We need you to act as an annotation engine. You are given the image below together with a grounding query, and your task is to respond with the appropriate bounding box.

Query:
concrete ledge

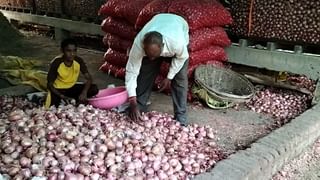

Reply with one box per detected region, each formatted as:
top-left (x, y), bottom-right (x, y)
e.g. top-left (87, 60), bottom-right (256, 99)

top-left (226, 45), bottom-right (320, 80)
top-left (194, 103), bottom-right (320, 180)
top-left (0, 10), bottom-right (104, 36)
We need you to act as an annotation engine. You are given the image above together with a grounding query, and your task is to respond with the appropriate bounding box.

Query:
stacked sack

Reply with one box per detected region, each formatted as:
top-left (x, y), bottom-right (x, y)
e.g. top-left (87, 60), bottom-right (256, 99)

top-left (99, 0), bottom-right (153, 78)
top-left (99, 0), bottom-right (233, 100)
top-left (136, 0), bottom-right (233, 97)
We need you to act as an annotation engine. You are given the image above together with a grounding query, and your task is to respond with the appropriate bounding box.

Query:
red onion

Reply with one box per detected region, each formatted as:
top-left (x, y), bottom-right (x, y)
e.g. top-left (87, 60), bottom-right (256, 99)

top-left (25, 147), bottom-right (39, 158)
top-left (247, 87), bottom-right (311, 123)
top-left (92, 165), bottom-right (100, 173)
top-left (4, 145), bottom-right (15, 154)
top-left (90, 173), bottom-right (100, 180)
top-left (109, 164), bottom-right (120, 174)
top-left (20, 157), bottom-right (31, 167)
top-left (93, 158), bottom-right (104, 167)
top-left (115, 155), bottom-right (122, 163)
top-left (10, 151), bottom-right (20, 159)
top-left (8, 111), bottom-right (22, 121)
top-left (69, 149), bottom-right (80, 157)
top-left (99, 166), bottom-right (107, 174)
top-left (123, 138), bottom-right (130, 145)
top-left (106, 139), bottom-right (116, 150)
top-left (58, 172), bottom-right (65, 180)
top-left (153, 160), bottom-right (161, 171)
top-left (80, 148), bottom-right (92, 156)
top-left (0, 98), bottom-right (224, 179)
top-left (32, 154), bottom-right (45, 164)
top-left (127, 162), bottom-right (136, 170)
top-left (74, 136), bottom-right (85, 147)
top-left (48, 174), bottom-right (58, 180)
top-left (124, 155), bottom-right (133, 163)
top-left (90, 129), bottom-right (99, 137)
top-left (97, 152), bottom-right (106, 159)
top-left (158, 171), bottom-right (168, 179)
top-left (107, 173), bottom-right (117, 180)
top-left (78, 164), bottom-right (92, 176)
top-left (133, 159), bottom-right (143, 169)
top-left (21, 138), bottom-right (33, 147)
top-left (97, 144), bottom-right (108, 153)
top-left (133, 151), bottom-right (142, 159)
top-left (21, 168), bottom-right (32, 178)
top-left (88, 142), bottom-right (96, 152)
top-left (97, 134), bottom-right (107, 141)
top-left (152, 144), bottom-right (165, 156)
top-left (50, 159), bottom-right (58, 167)
top-left (54, 150), bottom-right (65, 159)
top-left (67, 143), bottom-right (76, 151)
top-left (169, 159), bottom-right (179, 167)
top-left (84, 135), bottom-right (93, 143)
top-left (13, 174), bottom-right (24, 180)
top-left (65, 172), bottom-right (79, 180)
top-left (49, 167), bottom-right (60, 174)
top-left (105, 158), bottom-right (116, 167)
top-left (8, 167), bottom-right (20, 176)
top-left (47, 133), bottom-right (58, 141)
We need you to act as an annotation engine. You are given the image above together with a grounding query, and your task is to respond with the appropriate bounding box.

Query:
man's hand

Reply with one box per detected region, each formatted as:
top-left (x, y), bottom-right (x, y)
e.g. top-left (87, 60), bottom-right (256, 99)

top-left (60, 94), bottom-right (75, 105)
top-left (158, 78), bottom-right (171, 92)
top-left (79, 92), bottom-right (87, 103)
top-left (128, 97), bottom-right (142, 123)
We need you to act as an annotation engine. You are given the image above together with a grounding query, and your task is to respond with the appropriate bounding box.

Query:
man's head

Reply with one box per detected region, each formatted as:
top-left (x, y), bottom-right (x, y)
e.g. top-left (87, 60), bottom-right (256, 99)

top-left (143, 31), bottom-right (164, 61)
top-left (61, 38), bottom-right (77, 61)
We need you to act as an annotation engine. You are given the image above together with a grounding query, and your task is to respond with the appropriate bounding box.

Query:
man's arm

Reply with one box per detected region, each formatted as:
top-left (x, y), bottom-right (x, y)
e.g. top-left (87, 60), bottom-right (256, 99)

top-left (81, 72), bottom-right (92, 94)
top-left (125, 40), bottom-right (145, 122)
top-left (77, 57), bottom-right (93, 101)
top-left (125, 41), bottom-right (144, 98)
top-left (167, 43), bottom-right (189, 80)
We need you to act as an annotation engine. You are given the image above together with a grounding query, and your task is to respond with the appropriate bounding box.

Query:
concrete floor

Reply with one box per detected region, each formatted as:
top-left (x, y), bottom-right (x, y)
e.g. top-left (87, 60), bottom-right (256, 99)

top-left (0, 32), bottom-right (276, 156)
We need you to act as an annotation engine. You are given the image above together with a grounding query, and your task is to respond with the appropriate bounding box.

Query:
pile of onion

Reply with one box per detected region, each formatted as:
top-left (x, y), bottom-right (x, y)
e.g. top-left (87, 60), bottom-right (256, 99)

top-left (287, 75), bottom-right (316, 93)
top-left (0, 96), bottom-right (224, 179)
top-left (247, 87), bottom-right (311, 125)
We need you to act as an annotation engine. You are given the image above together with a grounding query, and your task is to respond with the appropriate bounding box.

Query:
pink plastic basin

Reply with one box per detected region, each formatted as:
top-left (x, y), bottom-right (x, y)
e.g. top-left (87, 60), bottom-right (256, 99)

top-left (88, 86), bottom-right (128, 109)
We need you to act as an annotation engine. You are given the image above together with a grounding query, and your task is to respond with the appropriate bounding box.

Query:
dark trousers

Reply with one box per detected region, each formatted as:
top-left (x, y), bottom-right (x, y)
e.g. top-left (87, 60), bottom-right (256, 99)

top-left (136, 57), bottom-right (188, 125)
top-left (50, 84), bottom-right (99, 107)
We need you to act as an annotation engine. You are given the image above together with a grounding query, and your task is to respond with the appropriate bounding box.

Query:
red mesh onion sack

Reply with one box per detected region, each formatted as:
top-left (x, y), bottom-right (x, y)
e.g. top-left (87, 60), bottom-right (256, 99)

top-left (135, 0), bottom-right (172, 30)
top-left (121, 0), bottom-right (153, 25)
top-left (99, 62), bottom-right (126, 79)
top-left (99, 0), bottom-right (152, 24)
top-left (159, 57), bottom-right (226, 78)
top-left (104, 48), bottom-right (128, 68)
top-left (103, 33), bottom-right (133, 53)
top-left (99, 0), bottom-right (130, 18)
top-left (168, 0), bottom-right (233, 30)
top-left (189, 46), bottom-right (227, 66)
top-left (159, 62), bottom-right (170, 77)
top-left (189, 27), bottom-right (231, 52)
top-left (101, 17), bottom-right (137, 40)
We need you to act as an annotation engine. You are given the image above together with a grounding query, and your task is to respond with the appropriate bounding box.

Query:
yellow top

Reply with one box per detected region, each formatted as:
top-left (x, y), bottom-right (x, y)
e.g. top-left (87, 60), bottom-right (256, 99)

top-left (53, 60), bottom-right (80, 89)
top-left (45, 56), bottom-right (88, 108)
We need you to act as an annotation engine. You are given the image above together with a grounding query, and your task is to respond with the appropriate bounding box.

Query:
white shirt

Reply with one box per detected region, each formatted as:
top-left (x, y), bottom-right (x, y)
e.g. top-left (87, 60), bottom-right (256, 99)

top-left (125, 13), bottom-right (189, 97)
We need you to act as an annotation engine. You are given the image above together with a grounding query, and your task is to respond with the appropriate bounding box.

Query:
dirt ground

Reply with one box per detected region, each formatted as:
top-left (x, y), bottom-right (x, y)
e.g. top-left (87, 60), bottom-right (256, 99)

top-left (0, 30), bottom-right (276, 156)
top-left (273, 138), bottom-right (320, 180)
